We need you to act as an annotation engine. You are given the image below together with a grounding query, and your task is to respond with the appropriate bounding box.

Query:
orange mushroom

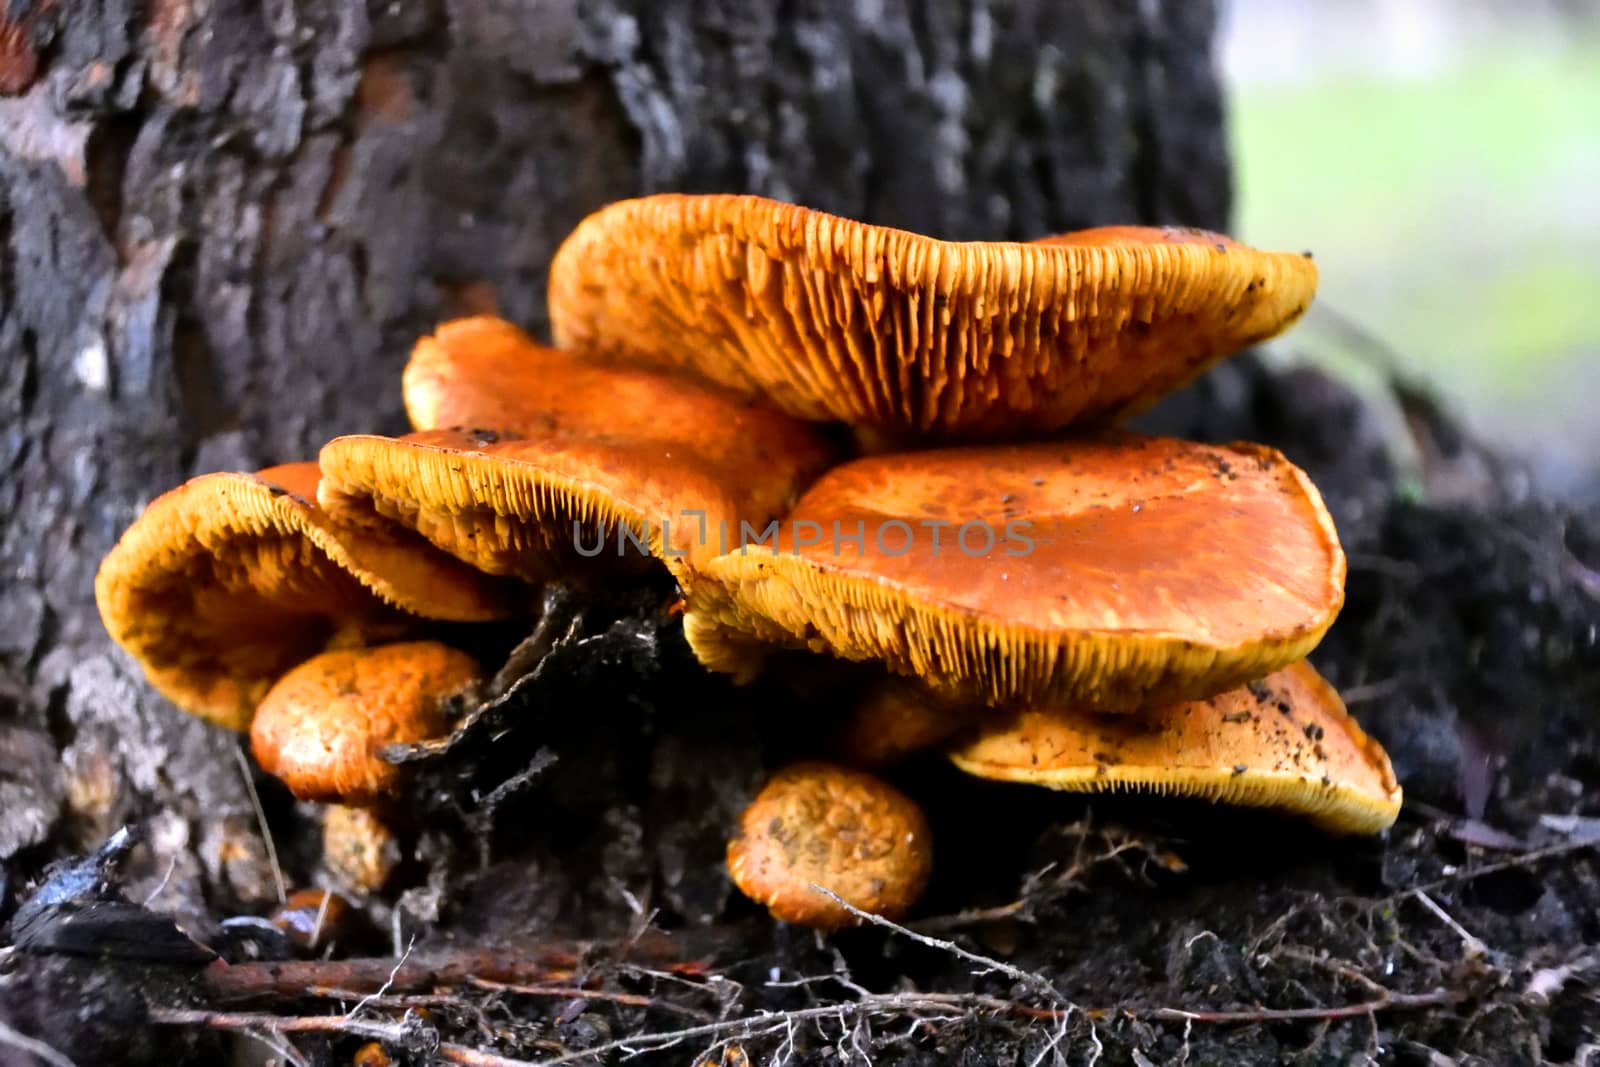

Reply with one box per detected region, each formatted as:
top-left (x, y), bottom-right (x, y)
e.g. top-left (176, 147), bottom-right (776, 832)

top-left (547, 194), bottom-right (1318, 437)
top-left (947, 661), bottom-right (1402, 834)
top-left (685, 433), bottom-right (1345, 712)
top-left (95, 462), bottom-right (515, 730)
top-left (404, 315), bottom-right (823, 449)
top-left (319, 319), bottom-right (837, 588)
top-left (270, 888), bottom-right (355, 951)
top-left (249, 640), bottom-right (481, 894)
top-left (250, 641), bottom-right (479, 805)
top-left (727, 762), bottom-right (932, 928)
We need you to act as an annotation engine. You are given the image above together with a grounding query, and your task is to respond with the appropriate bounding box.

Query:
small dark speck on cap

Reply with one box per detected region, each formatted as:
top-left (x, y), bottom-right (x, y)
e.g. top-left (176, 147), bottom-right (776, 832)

top-left (1231, 764), bottom-right (1247, 776)
top-left (1214, 243), bottom-right (1226, 253)
top-left (1301, 250), bottom-right (1314, 259)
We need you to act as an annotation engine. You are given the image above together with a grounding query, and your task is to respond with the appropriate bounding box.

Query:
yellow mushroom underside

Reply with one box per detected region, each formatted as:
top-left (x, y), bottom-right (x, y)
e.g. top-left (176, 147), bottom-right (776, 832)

top-left (95, 465), bottom-right (498, 729)
top-left (685, 434), bottom-right (1346, 712)
top-left (318, 430), bottom-right (762, 586)
top-left (547, 194), bottom-right (1319, 437)
top-left (327, 320), bottom-right (837, 589)
top-left (948, 661), bottom-right (1402, 834)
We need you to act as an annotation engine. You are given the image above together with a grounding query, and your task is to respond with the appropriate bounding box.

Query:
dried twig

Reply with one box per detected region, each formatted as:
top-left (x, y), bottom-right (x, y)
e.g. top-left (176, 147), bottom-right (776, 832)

top-left (912, 826), bottom-right (1158, 933)
top-left (468, 977), bottom-right (714, 1021)
top-left (526, 978), bottom-right (1470, 1067)
top-left (1410, 889), bottom-right (1488, 958)
top-left (345, 937), bottom-right (416, 1021)
top-left (526, 991), bottom-right (1050, 1066)
top-left (0, 1019), bottom-right (79, 1067)
top-left (199, 930), bottom-right (732, 1003)
top-left (1404, 838), bottom-right (1598, 898)
top-left (147, 1009), bottom-right (529, 1066)
top-left (808, 883), bottom-right (1067, 1005)
top-left (1523, 950), bottom-right (1600, 1003)
top-left (1125, 987), bottom-right (1466, 1024)
top-left (233, 744), bottom-right (287, 906)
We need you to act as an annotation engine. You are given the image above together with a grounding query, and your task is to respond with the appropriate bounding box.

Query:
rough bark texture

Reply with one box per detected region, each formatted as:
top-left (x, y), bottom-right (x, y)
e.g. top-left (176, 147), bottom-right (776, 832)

top-left (0, 0), bottom-right (1229, 874)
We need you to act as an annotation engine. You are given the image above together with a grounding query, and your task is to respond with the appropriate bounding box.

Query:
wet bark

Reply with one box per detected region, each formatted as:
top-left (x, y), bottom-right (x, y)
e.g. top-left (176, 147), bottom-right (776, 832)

top-left (0, 0), bottom-right (1228, 910)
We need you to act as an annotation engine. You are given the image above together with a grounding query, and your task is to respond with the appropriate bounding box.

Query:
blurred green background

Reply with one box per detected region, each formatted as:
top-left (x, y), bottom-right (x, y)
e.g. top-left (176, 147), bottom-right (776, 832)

top-left (1221, 0), bottom-right (1599, 496)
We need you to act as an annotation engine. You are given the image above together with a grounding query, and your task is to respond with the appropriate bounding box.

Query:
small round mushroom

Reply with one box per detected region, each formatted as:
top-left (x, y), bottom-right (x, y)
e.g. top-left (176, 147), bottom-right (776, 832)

top-left (686, 433), bottom-right (1346, 712)
top-left (727, 762), bottom-right (932, 929)
top-left (270, 887), bottom-right (354, 952)
top-left (352, 1040), bottom-right (395, 1067)
top-left (547, 194), bottom-right (1318, 438)
top-left (95, 461), bottom-right (515, 729)
top-left (947, 661), bottom-right (1402, 834)
top-left (250, 641), bottom-right (480, 805)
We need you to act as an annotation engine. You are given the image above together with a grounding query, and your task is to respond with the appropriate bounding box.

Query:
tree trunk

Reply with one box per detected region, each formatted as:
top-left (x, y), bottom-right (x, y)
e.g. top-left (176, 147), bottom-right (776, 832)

top-left (0, 0), bottom-right (1227, 915)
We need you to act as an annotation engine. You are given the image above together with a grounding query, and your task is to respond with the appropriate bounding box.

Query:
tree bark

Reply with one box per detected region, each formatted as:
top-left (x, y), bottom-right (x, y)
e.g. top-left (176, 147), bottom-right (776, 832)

top-left (0, 0), bottom-right (1229, 904)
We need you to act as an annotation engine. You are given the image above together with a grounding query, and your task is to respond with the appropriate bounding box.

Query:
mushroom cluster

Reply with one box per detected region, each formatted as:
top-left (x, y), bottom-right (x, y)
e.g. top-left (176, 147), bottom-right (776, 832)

top-left (96, 193), bottom-right (1400, 927)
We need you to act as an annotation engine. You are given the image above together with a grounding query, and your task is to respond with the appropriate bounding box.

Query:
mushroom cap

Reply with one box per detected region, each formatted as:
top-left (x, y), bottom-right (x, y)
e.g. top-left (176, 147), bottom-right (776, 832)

top-left (547, 194), bottom-right (1318, 437)
top-left (250, 641), bottom-right (479, 804)
top-left (948, 661), bottom-right (1402, 835)
top-left (406, 315), bottom-right (817, 448)
top-left (319, 400), bottom-right (834, 587)
top-left (325, 316), bottom-right (835, 587)
top-left (257, 462), bottom-right (521, 620)
top-left (727, 762), bottom-right (932, 929)
top-left (685, 433), bottom-right (1345, 711)
top-left (94, 462), bottom-right (513, 730)
top-left (270, 888), bottom-right (354, 951)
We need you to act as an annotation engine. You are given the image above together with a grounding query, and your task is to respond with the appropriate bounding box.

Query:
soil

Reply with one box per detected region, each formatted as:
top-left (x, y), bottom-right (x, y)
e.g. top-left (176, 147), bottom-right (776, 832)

top-left (1, 354), bottom-right (1596, 1067)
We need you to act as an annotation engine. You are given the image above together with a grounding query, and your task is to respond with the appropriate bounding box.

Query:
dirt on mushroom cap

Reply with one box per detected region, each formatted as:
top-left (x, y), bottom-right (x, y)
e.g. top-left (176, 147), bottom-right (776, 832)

top-left (685, 432), bottom-right (1346, 712)
top-left (727, 762), bottom-right (933, 929)
top-left (948, 660), bottom-right (1402, 834)
top-left (547, 194), bottom-right (1318, 437)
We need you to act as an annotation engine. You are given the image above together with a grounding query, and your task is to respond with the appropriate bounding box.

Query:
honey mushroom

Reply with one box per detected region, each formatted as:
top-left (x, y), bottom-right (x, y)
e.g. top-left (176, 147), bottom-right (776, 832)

top-left (548, 194), bottom-right (1318, 438)
top-left (685, 432), bottom-right (1346, 712)
top-left (91, 193), bottom-right (1403, 935)
top-left (95, 461), bottom-right (517, 730)
top-left (269, 887), bottom-right (355, 953)
top-left (945, 660), bottom-right (1402, 835)
top-left (249, 641), bottom-right (483, 893)
top-left (736, 660), bottom-right (1400, 925)
top-left (317, 316), bottom-right (837, 590)
top-left (727, 763), bottom-right (933, 929)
